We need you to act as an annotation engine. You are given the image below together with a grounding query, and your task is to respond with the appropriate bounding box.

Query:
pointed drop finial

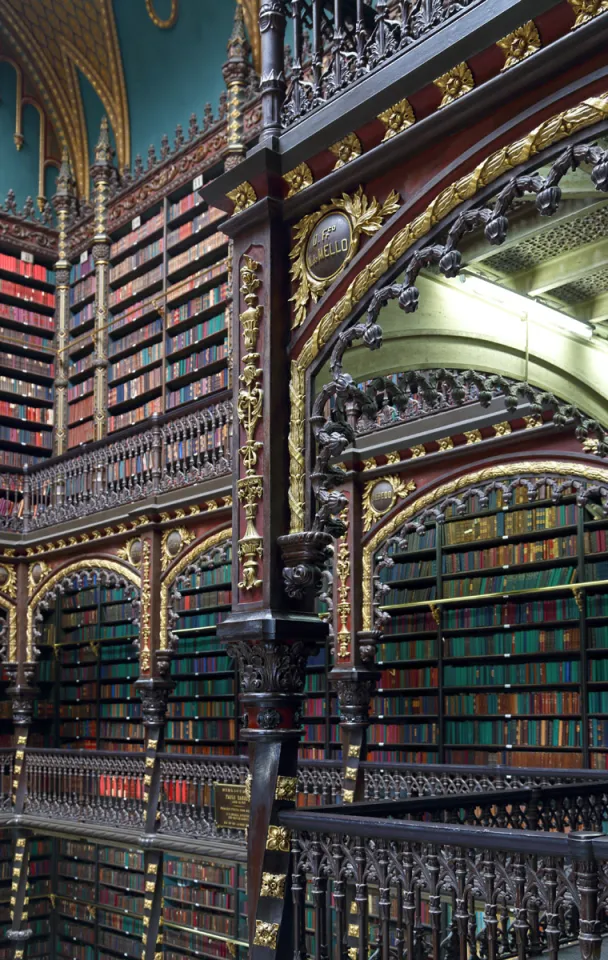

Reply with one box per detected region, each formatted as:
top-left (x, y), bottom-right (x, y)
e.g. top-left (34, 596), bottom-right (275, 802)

top-left (95, 115), bottom-right (112, 165)
top-left (227, 0), bottom-right (248, 58)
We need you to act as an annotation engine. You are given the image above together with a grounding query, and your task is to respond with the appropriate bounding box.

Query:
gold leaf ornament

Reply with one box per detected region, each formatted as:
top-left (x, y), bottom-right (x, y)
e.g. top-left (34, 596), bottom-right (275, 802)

top-left (434, 62), bottom-right (475, 108)
top-left (497, 22), bottom-right (541, 70)
top-left (227, 181), bottom-right (257, 215)
top-left (568, 0), bottom-right (608, 27)
top-left (378, 98), bottom-right (415, 140)
top-left (284, 162), bottom-right (314, 198)
top-left (329, 132), bottom-right (362, 168)
top-left (290, 186), bottom-right (401, 329)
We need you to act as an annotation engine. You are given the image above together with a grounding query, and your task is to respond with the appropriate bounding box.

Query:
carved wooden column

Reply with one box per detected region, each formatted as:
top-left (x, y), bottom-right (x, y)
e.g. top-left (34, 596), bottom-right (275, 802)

top-left (90, 117), bottom-right (113, 441)
top-left (259, 1), bottom-right (287, 142)
top-left (8, 561), bottom-right (35, 807)
top-left (216, 204), bottom-right (327, 958)
top-left (141, 851), bottom-right (164, 960)
top-left (135, 526), bottom-right (172, 832)
top-left (6, 831), bottom-right (32, 960)
top-left (329, 474), bottom-right (380, 803)
top-left (52, 151), bottom-right (76, 456)
top-left (222, 1), bottom-right (250, 170)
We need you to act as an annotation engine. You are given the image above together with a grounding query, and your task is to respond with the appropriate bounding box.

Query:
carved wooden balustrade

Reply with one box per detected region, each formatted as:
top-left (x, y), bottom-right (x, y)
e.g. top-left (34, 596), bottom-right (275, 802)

top-left (22, 748), bottom-right (147, 828)
top-left (280, 798), bottom-right (608, 960)
top-left (19, 401), bottom-right (232, 531)
top-left (158, 752), bottom-right (248, 841)
top-left (280, 0), bottom-right (481, 129)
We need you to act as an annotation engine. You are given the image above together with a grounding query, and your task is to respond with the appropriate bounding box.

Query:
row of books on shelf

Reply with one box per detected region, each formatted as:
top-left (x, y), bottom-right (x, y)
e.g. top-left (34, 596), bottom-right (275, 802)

top-left (166, 284), bottom-right (228, 332)
top-left (0, 301), bottom-right (53, 331)
top-left (170, 656), bottom-right (232, 677)
top-left (167, 367), bottom-right (228, 408)
top-left (59, 721), bottom-right (143, 739)
top-left (58, 623), bottom-right (137, 642)
top-left (166, 258), bottom-right (228, 304)
top-left (167, 702), bottom-right (234, 718)
top-left (109, 316), bottom-right (163, 357)
top-left (178, 591), bottom-right (230, 611)
top-left (167, 205), bottom-right (224, 247)
top-left (442, 534), bottom-right (578, 571)
top-left (0, 402), bottom-right (53, 425)
top-left (444, 690), bottom-right (581, 714)
top-left (165, 720), bottom-right (235, 740)
top-left (385, 597), bottom-right (583, 634)
top-left (444, 718), bottom-right (582, 746)
top-left (444, 503), bottom-right (578, 544)
top-left (369, 722), bottom-right (437, 744)
top-left (172, 679), bottom-right (233, 697)
top-left (373, 694), bottom-right (437, 715)
top-left (108, 366), bottom-right (162, 405)
top-left (109, 238), bottom-right (163, 284)
top-left (442, 660), bottom-right (579, 685)
top-left (445, 626), bottom-right (581, 657)
top-left (0, 277), bottom-right (54, 308)
top-left (109, 265), bottom-right (163, 307)
top-left (0, 350), bottom-right (53, 378)
top-left (386, 566), bottom-right (578, 605)
top-left (0, 375), bottom-right (52, 402)
top-left (163, 883), bottom-right (233, 910)
top-left (167, 231), bottom-right (226, 275)
top-left (109, 342), bottom-right (163, 381)
top-left (167, 341), bottom-right (227, 381)
top-left (70, 301), bottom-right (96, 332)
top-left (0, 252), bottom-right (53, 285)
top-left (70, 255), bottom-right (94, 284)
top-left (69, 422), bottom-right (94, 445)
top-left (70, 275), bottom-right (95, 306)
top-left (0, 423), bottom-right (52, 448)
top-left (109, 397), bottom-right (162, 432)
top-left (111, 213), bottom-right (164, 260)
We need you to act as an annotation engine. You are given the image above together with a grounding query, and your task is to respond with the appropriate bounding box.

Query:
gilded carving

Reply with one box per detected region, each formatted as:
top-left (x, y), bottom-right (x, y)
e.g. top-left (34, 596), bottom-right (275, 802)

top-left (434, 62), bottom-right (475, 107)
top-left (260, 873), bottom-right (286, 899)
top-left (497, 21), bottom-right (541, 70)
top-left (146, 0), bottom-right (179, 28)
top-left (362, 460), bottom-right (608, 629)
top-left (140, 539), bottom-right (152, 674)
top-left (227, 181), bottom-right (257, 214)
top-left (524, 415), bottom-right (542, 429)
top-left (286, 90), bottom-right (608, 533)
top-left (348, 743), bottom-right (360, 758)
top-left (464, 429), bottom-right (483, 444)
top-left (266, 825), bottom-right (290, 852)
top-left (410, 445), bottom-right (426, 458)
top-left (0, 565), bottom-right (16, 601)
top-left (117, 539), bottom-right (142, 567)
top-left (568, 0), bottom-right (608, 28)
top-left (253, 921), bottom-right (279, 949)
top-left (362, 476), bottom-right (416, 532)
top-left (329, 133), bottom-right (362, 168)
top-left (275, 776), bottom-right (298, 801)
top-left (290, 186), bottom-right (400, 329)
top-left (344, 766), bottom-right (357, 780)
top-left (493, 421), bottom-right (512, 436)
top-left (583, 438), bottom-right (600, 453)
top-left (28, 561), bottom-right (51, 596)
top-left (284, 162), bottom-right (314, 198)
top-left (362, 458), bottom-right (377, 471)
top-left (343, 788), bottom-right (355, 803)
top-left (161, 527), bottom-right (196, 572)
top-left (378, 98), bottom-right (415, 140)
top-left (237, 257), bottom-right (264, 591)
top-left (336, 507), bottom-right (351, 660)
top-left (437, 436), bottom-right (454, 452)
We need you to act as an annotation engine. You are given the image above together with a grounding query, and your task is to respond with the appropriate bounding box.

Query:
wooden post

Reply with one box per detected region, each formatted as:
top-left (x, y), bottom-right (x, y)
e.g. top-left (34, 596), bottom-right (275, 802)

top-left (259, 2), bottom-right (287, 142)
top-left (52, 151), bottom-right (76, 456)
top-left (90, 117), bottom-right (113, 442)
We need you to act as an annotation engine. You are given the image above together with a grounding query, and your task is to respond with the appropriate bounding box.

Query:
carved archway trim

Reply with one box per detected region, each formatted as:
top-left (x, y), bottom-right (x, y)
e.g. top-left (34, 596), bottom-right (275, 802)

top-left (160, 526), bottom-right (231, 653)
top-left (288, 88), bottom-right (608, 534)
top-left (0, 593), bottom-right (17, 664)
top-left (361, 458), bottom-right (608, 630)
top-left (27, 557), bottom-right (141, 663)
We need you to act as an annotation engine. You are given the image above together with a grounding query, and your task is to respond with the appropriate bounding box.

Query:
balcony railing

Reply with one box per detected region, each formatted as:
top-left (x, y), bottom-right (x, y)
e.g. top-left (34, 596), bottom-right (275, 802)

top-left (281, 787), bottom-right (608, 960)
top-left (278, 0), bottom-right (481, 130)
top-left (10, 401), bottom-right (233, 532)
top-left (158, 752), bottom-right (248, 841)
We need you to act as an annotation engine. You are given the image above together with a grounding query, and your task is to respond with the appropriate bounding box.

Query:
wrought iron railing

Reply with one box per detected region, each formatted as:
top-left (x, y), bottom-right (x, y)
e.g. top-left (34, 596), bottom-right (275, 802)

top-left (22, 748), bottom-right (147, 827)
top-left (281, 796), bottom-right (608, 960)
top-left (158, 752), bottom-right (248, 841)
top-left (0, 749), bottom-right (12, 809)
top-left (279, 0), bottom-right (481, 130)
top-left (20, 401), bottom-right (232, 531)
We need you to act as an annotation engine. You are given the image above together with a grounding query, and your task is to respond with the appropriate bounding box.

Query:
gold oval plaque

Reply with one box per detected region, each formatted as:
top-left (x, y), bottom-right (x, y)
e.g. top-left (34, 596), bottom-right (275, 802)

top-left (369, 480), bottom-right (396, 519)
top-left (305, 211), bottom-right (353, 283)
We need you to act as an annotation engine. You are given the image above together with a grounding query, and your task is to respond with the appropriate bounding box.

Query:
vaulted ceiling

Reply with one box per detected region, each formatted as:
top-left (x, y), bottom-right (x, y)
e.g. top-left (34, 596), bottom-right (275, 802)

top-left (0, 0), bottom-right (259, 198)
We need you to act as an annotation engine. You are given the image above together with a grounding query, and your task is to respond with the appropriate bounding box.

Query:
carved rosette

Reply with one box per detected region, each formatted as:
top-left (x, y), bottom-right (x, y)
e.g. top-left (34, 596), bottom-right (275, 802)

top-left (236, 257), bottom-right (265, 593)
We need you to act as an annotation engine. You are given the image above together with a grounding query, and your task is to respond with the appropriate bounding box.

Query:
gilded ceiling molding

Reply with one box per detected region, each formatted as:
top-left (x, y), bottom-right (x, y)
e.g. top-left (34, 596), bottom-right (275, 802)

top-left (568, 0), bottom-right (608, 28)
top-left (497, 21), bottom-right (541, 70)
top-left (362, 460), bottom-right (608, 630)
top-left (287, 88), bottom-right (608, 534)
top-left (0, 0), bottom-right (130, 195)
top-left (145, 0), bottom-right (178, 29)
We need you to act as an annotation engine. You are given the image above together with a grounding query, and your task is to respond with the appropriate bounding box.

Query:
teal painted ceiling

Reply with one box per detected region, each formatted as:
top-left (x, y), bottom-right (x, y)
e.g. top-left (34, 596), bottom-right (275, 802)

top-left (0, 0), bottom-right (248, 207)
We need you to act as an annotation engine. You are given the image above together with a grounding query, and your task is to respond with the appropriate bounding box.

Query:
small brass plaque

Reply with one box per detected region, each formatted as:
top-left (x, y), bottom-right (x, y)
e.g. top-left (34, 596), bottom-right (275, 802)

top-left (305, 211), bottom-right (352, 283)
top-left (215, 782), bottom-right (250, 831)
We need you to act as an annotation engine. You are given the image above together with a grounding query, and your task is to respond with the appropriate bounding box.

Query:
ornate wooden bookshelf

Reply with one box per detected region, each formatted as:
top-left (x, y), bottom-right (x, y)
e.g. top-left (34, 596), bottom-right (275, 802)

top-left (371, 483), bottom-right (608, 769)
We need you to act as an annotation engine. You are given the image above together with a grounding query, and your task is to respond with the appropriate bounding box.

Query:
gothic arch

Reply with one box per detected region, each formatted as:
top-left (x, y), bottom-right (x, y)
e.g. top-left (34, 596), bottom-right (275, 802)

top-left (159, 526), bottom-right (231, 669)
top-left (288, 88), bottom-right (608, 534)
top-left (27, 557), bottom-right (140, 665)
top-left (361, 459), bottom-right (608, 632)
